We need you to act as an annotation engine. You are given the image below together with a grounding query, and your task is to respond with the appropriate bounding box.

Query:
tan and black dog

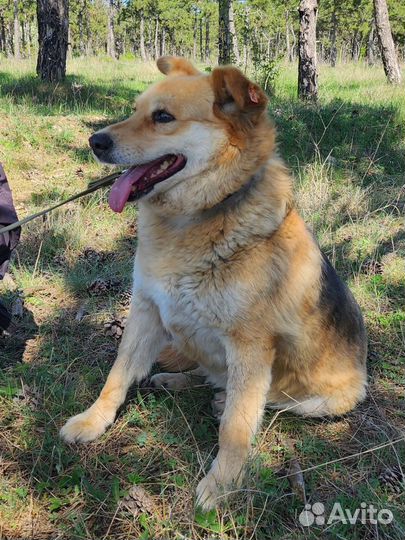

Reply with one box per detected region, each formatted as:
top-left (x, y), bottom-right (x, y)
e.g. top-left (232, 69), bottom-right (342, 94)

top-left (60, 57), bottom-right (367, 510)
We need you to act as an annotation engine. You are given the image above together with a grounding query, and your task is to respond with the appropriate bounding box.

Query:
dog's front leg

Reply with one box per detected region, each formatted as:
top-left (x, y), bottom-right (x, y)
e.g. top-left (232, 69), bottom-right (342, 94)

top-left (60, 293), bottom-right (166, 443)
top-left (196, 342), bottom-right (273, 510)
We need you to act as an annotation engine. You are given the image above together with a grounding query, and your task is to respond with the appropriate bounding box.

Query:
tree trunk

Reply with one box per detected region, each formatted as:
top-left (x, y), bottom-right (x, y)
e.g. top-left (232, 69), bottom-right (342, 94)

top-left (218, 0), bottom-right (232, 64)
top-left (78, 8), bottom-right (85, 55)
top-left (36, 0), bottom-right (69, 82)
top-left (13, 0), bottom-right (20, 58)
top-left (367, 20), bottom-right (377, 65)
top-left (28, 20), bottom-right (33, 56)
top-left (205, 14), bottom-right (210, 61)
top-left (373, 0), bottom-right (401, 84)
top-left (330, 10), bottom-right (337, 67)
top-left (147, 20), bottom-right (152, 58)
top-left (193, 12), bottom-right (197, 60)
top-left (229, 1), bottom-right (239, 63)
top-left (139, 11), bottom-right (147, 61)
top-left (351, 30), bottom-right (361, 62)
top-left (199, 16), bottom-right (203, 62)
top-left (7, 22), bottom-right (14, 56)
top-left (298, 0), bottom-right (318, 101)
top-left (275, 30), bottom-right (281, 57)
top-left (21, 20), bottom-right (26, 51)
top-left (285, 11), bottom-right (291, 62)
top-left (107, 0), bottom-right (116, 59)
top-left (0, 17), bottom-right (6, 55)
top-left (290, 24), bottom-right (296, 61)
top-left (154, 17), bottom-right (159, 60)
top-left (161, 26), bottom-right (166, 56)
top-left (67, 21), bottom-right (72, 60)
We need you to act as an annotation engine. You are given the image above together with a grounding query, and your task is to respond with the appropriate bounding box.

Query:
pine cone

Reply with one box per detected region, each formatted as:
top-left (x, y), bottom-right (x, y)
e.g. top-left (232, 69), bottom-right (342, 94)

top-left (120, 289), bottom-right (132, 306)
top-left (363, 259), bottom-right (382, 275)
top-left (81, 248), bottom-right (113, 266)
top-left (120, 485), bottom-right (156, 517)
top-left (53, 253), bottom-right (68, 267)
top-left (87, 278), bottom-right (121, 296)
top-left (379, 466), bottom-right (405, 494)
top-left (104, 317), bottom-right (127, 339)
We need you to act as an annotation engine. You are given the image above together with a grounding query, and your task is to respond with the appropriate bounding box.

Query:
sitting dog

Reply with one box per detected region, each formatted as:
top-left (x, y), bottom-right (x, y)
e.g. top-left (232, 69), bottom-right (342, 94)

top-left (60, 57), bottom-right (367, 510)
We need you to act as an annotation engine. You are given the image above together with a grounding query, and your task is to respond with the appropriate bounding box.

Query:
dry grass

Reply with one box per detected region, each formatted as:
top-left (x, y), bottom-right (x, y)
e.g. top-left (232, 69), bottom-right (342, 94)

top-left (0, 58), bottom-right (404, 540)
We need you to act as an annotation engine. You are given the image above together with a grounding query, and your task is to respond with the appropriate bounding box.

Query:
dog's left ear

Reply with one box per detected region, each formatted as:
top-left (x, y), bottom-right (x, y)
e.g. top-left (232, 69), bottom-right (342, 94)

top-left (157, 56), bottom-right (200, 76)
top-left (212, 66), bottom-right (268, 126)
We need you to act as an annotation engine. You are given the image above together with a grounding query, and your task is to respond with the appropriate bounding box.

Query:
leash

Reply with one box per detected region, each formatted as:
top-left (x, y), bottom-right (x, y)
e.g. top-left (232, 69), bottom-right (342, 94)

top-left (0, 171), bottom-right (123, 235)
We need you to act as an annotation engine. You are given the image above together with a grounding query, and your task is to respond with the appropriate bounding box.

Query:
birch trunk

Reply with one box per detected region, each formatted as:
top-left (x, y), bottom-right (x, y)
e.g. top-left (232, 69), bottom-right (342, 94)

top-left (298, 0), bottom-right (318, 101)
top-left (218, 0), bottom-right (232, 64)
top-left (36, 0), bottom-right (69, 81)
top-left (373, 0), bottom-right (401, 84)
top-left (13, 0), bottom-right (20, 58)
top-left (139, 11), bottom-right (147, 61)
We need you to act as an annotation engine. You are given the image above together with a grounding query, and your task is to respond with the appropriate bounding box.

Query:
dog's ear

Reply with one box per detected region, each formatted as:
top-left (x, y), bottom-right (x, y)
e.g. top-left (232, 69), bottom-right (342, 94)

top-left (212, 66), bottom-right (268, 127)
top-left (157, 56), bottom-right (200, 76)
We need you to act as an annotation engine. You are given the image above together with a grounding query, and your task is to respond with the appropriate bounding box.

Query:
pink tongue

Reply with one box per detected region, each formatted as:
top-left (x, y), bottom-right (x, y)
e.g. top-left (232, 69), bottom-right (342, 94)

top-left (108, 164), bottom-right (150, 213)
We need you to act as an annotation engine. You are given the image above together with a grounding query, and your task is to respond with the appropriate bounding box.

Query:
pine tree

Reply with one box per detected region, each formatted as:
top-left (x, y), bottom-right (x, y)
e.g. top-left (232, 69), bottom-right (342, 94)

top-left (298, 0), bottom-right (318, 100)
top-left (374, 0), bottom-right (402, 83)
top-left (36, 0), bottom-right (69, 81)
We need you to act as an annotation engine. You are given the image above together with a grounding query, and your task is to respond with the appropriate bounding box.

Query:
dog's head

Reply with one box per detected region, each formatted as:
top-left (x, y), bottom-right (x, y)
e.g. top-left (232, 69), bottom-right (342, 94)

top-left (89, 56), bottom-right (273, 215)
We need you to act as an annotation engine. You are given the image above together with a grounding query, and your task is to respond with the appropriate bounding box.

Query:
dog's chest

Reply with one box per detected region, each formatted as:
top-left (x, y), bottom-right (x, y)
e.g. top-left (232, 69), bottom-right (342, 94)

top-left (136, 262), bottom-right (244, 366)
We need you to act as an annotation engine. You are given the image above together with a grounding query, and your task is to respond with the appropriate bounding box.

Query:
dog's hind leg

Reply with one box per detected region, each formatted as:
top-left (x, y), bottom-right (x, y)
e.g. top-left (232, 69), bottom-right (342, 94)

top-left (267, 397), bottom-right (332, 417)
top-left (267, 386), bottom-right (367, 417)
top-left (150, 366), bottom-right (206, 391)
top-left (60, 293), bottom-right (167, 443)
top-left (211, 390), bottom-right (226, 421)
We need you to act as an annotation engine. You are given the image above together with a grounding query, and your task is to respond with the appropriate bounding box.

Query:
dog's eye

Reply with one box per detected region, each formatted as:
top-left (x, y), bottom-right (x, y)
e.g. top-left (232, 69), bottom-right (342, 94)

top-left (153, 110), bottom-right (175, 123)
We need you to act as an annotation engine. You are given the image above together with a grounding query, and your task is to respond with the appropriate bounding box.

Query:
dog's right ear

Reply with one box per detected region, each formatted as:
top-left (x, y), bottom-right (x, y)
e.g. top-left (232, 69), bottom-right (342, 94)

top-left (157, 56), bottom-right (200, 77)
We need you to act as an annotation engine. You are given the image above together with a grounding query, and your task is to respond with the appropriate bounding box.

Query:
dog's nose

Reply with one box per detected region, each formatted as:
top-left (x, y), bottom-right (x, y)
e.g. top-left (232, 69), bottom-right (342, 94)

top-left (89, 132), bottom-right (113, 156)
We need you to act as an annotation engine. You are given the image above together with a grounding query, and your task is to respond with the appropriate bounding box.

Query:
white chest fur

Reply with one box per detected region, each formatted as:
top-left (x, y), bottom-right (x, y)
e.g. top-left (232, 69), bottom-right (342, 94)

top-left (133, 255), bottom-right (247, 374)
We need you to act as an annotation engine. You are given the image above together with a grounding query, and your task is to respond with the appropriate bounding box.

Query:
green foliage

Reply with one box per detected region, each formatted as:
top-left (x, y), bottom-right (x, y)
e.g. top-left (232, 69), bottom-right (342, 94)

top-left (1, 0), bottom-right (404, 66)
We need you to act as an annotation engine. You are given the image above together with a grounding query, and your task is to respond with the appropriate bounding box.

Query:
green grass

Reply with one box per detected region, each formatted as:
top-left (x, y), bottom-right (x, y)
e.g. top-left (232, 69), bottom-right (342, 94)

top-left (1, 57), bottom-right (404, 539)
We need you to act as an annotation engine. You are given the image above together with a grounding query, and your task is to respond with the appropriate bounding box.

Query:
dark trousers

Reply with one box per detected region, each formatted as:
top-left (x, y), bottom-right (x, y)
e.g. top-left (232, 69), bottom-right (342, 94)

top-left (0, 163), bottom-right (20, 330)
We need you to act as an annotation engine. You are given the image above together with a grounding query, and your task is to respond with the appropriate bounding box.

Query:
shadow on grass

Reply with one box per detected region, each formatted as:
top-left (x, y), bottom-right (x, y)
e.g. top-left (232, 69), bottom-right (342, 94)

top-left (0, 298), bottom-right (38, 366)
top-left (269, 98), bottom-right (405, 178)
top-left (0, 71), bottom-right (142, 116)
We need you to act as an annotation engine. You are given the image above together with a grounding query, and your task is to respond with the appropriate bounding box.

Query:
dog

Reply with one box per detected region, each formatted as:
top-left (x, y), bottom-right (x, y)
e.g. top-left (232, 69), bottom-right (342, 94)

top-left (60, 56), bottom-right (367, 510)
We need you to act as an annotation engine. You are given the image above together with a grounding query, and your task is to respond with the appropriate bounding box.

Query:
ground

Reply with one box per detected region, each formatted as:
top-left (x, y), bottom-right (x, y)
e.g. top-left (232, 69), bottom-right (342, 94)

top-left (0, 58), bottom-right (404, 540)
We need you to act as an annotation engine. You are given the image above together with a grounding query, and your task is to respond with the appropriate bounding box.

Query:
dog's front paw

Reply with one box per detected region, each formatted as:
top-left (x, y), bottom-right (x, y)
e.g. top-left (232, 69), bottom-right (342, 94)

top-left (196, 470), bottom-right (222, 511)
top-left (196, 455), bottom-right (245, 510)
top-left (60, 405), bottom-right (113, 443)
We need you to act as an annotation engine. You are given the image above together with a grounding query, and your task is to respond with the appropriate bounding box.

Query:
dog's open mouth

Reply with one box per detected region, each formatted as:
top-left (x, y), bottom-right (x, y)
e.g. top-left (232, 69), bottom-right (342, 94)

top-left (108, 154), bottom-right (187, 213)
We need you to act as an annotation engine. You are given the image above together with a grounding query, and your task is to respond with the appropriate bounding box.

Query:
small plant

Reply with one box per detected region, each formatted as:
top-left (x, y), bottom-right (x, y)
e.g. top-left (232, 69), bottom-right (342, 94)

top-left (253, 57), bottom-right (280, 95)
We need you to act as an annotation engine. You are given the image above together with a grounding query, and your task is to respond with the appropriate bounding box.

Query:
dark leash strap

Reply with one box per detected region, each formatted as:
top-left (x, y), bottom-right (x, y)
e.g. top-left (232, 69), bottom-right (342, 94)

top-left (0, 171), bottom-right (122, 235)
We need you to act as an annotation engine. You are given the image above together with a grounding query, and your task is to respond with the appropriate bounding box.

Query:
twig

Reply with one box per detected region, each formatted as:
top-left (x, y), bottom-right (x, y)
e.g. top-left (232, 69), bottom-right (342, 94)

top-left (278, 436), bottom-right (405, 480)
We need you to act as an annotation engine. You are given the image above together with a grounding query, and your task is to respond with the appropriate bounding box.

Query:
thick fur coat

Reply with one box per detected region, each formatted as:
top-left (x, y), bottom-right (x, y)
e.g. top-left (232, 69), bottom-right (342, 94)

top-left (60, 57), bottom-right (367, 510)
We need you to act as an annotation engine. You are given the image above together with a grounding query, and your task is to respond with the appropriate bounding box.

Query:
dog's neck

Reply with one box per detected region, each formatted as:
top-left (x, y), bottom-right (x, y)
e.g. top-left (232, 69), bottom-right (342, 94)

top-left (138, 155), bottom-right (293, 262)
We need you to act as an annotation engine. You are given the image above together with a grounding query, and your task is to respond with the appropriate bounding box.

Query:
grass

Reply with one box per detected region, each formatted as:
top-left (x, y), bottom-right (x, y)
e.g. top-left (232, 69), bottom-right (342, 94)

top-left (1, 56), bottom-right (404, 539)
